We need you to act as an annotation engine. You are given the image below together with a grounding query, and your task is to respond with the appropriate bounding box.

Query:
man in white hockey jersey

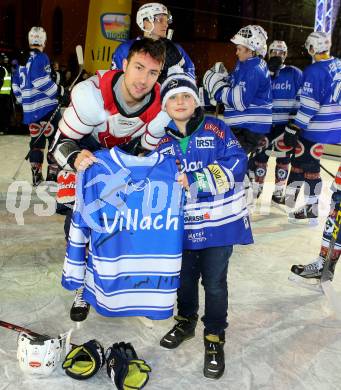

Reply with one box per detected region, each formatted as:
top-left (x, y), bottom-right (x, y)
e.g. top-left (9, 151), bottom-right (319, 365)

top-left (52, 38), bottom-right (169, 322)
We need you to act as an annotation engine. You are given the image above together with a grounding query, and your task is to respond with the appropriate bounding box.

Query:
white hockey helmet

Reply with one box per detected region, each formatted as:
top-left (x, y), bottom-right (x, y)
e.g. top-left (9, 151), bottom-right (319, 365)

top-left (28, 27), bottom-right (47, 46)
top-left (269, 40), bottom-right (288, 55)
top-left (304, 31), bottom-right (331, 55)
top-left (136, 3), bottom-right (172, 32)
top-left (231, 25), bottom-right (268, 52)
top-left (17, 332), bottom-right (62, 376)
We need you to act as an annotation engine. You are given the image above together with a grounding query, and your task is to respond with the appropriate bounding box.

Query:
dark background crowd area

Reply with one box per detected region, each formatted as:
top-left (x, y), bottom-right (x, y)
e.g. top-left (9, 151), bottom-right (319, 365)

top-left (1, 0), bottom-right (341, 134)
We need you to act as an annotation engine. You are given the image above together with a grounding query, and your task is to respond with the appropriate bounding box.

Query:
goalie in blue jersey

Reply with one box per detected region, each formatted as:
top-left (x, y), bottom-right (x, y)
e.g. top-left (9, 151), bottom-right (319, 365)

top-left (157, 67), bottom-right (253, 380)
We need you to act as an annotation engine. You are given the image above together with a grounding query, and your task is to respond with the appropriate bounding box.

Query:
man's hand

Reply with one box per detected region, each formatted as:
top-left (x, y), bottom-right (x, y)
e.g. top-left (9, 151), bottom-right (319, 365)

top-left (177, 173), bottom-right (189, 190)
top-left (74, 150), bottom-right (97, 171)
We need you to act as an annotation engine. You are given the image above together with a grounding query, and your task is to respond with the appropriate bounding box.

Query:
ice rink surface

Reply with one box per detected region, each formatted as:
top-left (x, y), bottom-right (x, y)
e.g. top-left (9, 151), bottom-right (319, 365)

top-left (0, 135), bottom-right (340, 390)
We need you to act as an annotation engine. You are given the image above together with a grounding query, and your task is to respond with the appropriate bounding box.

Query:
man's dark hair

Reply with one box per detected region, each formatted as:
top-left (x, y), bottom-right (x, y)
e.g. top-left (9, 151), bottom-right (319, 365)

top-left (126, 38), bottom-right (166, 66)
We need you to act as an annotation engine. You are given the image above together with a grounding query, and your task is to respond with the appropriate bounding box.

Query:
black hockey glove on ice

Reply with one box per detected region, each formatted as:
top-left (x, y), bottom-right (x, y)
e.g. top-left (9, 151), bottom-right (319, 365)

top-left (106, 342), bottom-right (151, 390)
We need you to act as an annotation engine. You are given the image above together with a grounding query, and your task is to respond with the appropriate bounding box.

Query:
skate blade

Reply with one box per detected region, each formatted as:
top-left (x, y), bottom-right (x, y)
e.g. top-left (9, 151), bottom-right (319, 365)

top-left (288, 273), bottom-right (322, 292)
top-left (288, 217), bottom-right (318, 226)
top-left (321, 280), bottom-right (341, 320)
top-left (136, 316), bottom-right (154, 329)
top-left (271, 200), bottom-right (288, 213)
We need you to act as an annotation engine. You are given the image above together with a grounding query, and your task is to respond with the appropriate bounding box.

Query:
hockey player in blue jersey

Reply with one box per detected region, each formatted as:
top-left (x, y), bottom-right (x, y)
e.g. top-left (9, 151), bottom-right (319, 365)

top-left (111, 2), bottom-right (195, 83)
top-left (12, 27), bottom-right (63, 186)
top-left (282, 31), bottom-right (341, 224)
top-left (157, 68), bottom-right (253, 380)
top-left (252, 40), bottom-right (302, 201)
top-left (203, 25), bottom-right (272, 154)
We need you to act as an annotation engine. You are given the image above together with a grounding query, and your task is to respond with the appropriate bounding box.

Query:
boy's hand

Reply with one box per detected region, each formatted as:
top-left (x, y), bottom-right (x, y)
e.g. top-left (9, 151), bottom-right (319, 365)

top-left (177, 173), bottom-right (189, 190)
top-left (74, 150), bottom-right (97, 171)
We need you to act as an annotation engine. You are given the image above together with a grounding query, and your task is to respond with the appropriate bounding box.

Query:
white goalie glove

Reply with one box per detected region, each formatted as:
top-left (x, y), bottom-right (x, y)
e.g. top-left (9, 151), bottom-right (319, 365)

top-left (17, 332), bottom-right (64, 376)
top-left (203, 62), bottom-right (228, 101)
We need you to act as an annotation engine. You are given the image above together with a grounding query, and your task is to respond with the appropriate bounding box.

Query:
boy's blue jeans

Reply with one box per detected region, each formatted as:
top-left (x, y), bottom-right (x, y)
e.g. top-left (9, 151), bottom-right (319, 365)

top-left (177, 245), bottom-right (233, 335)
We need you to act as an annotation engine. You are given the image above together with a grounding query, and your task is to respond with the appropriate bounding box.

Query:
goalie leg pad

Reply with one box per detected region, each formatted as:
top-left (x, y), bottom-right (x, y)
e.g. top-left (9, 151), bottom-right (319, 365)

top-left (62, 339), bottom-right (105, 380)
top-left (106, 342), bottom-right (151, 390)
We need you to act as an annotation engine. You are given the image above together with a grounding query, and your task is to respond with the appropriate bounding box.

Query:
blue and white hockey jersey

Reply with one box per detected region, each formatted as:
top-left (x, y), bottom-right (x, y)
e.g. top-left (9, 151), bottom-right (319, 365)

top-left (62, 147), bottom-right (184, 319)
top-left (111, 38), bottom-right (195, 78)
top-left (271, 65), bottom-right (302, 124)
top-left (215, 56), bottom-right (272, 134)
top-left (12, 50), bottom-right (58, 124)
top-left (157, 116), bottom-right (253, 250)
top-left (294, 57), bottom-right (341, 144)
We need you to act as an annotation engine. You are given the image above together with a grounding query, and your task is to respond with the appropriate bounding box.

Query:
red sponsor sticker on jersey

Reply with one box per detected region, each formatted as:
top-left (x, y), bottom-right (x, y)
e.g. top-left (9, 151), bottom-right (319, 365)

top-left (275, 138), bottom-right (292, 152)
top-left (159, 137), bottom-right (172, 145)
top-left (294, 141), bottom-right (304, 158)
top-left (204, 123), bottom-right (224, 139)
top-left (29, 123), bottom-right (41, 137)
top-left (310, 143), bottom-right (324, 159)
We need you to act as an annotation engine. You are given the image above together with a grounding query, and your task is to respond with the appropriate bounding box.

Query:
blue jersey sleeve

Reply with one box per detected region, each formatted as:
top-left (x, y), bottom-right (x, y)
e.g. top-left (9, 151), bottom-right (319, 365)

top-left (11, 67), bottom-right (22, 104)
top-left (294, 66), bottom-right (320, 130)
top-left (111, 40), bottom-right (133, 70)
top-left (289, 66), bottom-right (303, 118)
top-left (176, 44), bottom-right (195, 79)
top-left (31, 53), bottom-right (58, 99)
top-left (216, 67), bottom-right (260, 111)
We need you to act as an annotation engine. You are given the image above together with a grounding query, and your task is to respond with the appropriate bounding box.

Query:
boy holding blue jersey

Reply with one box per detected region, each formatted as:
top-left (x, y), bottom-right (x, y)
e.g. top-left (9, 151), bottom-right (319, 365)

top-left (157, 67), bottom-right (253, 379)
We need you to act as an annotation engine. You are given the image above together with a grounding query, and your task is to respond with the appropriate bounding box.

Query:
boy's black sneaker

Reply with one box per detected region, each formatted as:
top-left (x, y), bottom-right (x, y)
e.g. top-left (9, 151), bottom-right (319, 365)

top-left (160, 315), bottom-right (198, 349)
top-left (204, 333), bottom-right (225, 379)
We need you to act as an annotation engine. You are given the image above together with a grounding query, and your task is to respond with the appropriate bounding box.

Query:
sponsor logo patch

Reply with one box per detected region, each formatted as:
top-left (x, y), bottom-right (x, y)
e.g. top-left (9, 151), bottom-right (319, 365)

top-left (195, 136), bottom-right (214, 148)
top-left (208, 164), bottom-right (229, 194)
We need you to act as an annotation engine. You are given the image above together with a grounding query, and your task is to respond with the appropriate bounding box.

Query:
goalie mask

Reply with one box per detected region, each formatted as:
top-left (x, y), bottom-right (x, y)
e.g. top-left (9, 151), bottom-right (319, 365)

top-left (17, 332), bottom-right (62, 376)
top-left (305, 31), bottom-right (331, 56)
top-left (28, 27), bottom-right (47, 46)
top-left (136, 3), bottom-right (172, 33)
top-left (231, 25), bottom-right (268, 52)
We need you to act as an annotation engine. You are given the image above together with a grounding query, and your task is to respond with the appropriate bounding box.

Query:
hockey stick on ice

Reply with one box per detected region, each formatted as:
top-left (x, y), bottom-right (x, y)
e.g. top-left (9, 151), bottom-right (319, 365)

top-left (320, 202), bottom-right (341, 318)
top-left (0, 320), bottom-right (47, 338)
top-left (12, 45), bottom-right (84, 181)
top-left (0, 320), bottom-right (74, 351)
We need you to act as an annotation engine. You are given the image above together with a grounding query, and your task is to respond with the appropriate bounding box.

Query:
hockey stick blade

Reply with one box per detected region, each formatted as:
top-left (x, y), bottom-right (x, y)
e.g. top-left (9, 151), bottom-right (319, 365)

top-left (76, 45), bottom-right (84, 66)
top-left (288, 273), bottom-right (323, 293)
top-left (321, 280), bottom-right (341, 319)
top-left (68, 45), bottom-right (84, 92)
